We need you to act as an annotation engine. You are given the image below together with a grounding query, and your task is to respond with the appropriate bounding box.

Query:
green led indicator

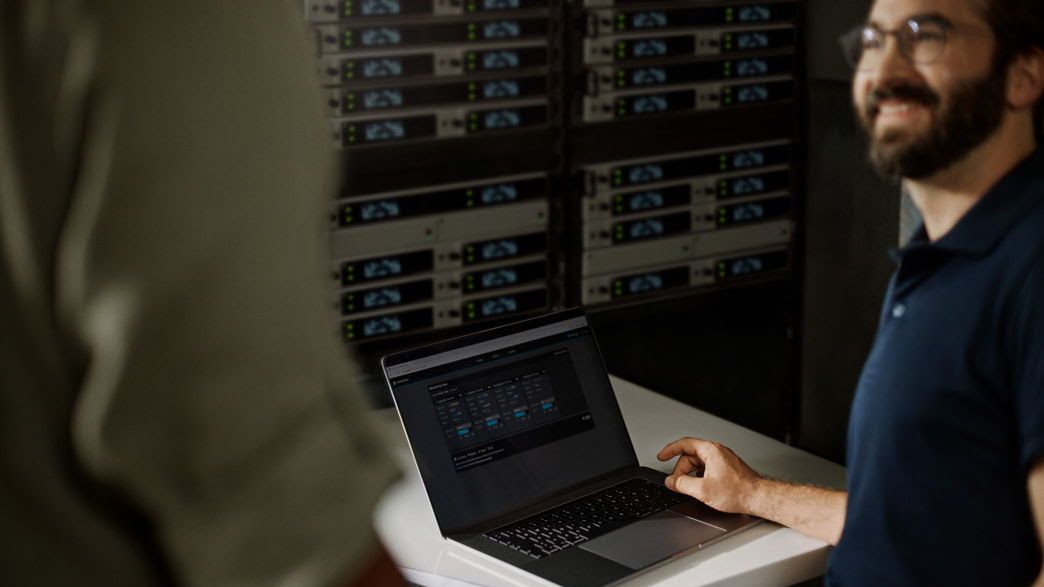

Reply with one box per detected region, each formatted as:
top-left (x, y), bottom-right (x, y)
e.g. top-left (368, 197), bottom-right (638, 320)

top-left (467, 23), bottom-right (477, 41)
top-left (343, 31), bottom-right (353, 48)
top-left (725, 7), bottom-right (734, 23)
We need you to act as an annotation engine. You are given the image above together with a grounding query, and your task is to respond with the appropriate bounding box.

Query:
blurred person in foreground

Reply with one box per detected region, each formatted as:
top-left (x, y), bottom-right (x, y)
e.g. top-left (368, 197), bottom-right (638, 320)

top-left (1, 2), bottom-right (404, 585)
top-left (658, 0), bottom-right (1044, 585)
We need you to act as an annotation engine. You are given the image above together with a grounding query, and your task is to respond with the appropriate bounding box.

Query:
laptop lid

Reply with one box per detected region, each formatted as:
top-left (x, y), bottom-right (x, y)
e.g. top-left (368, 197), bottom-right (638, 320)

top-left (383, 308), bottom-right (638, 536)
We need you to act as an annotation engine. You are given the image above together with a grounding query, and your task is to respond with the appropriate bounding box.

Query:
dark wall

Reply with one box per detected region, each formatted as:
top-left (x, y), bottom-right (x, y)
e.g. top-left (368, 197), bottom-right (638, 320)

top-left (797, 0), bottom-right (901, 463)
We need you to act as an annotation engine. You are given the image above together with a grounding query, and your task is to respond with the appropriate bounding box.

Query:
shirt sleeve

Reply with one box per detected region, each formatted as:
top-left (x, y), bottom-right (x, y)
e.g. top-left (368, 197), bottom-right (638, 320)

top-left (57, 3), bottom-right (399, 586)
top-left (1014, 248), bottom-right (1044, 472)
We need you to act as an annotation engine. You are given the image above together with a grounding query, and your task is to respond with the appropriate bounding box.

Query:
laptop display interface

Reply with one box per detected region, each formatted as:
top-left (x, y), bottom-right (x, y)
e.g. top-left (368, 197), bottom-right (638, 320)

top-left (386, 311), bottom-right (636, 534)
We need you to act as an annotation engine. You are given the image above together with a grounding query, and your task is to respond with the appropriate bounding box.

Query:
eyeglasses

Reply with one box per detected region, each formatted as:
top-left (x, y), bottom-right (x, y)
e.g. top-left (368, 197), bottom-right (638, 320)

top-left (840, 17), bottom-right (952, 72)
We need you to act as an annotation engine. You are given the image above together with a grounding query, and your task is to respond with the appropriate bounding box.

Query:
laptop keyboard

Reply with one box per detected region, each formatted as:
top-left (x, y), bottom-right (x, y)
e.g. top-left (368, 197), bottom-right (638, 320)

top-left (484, 477), bottom-right (688, 559)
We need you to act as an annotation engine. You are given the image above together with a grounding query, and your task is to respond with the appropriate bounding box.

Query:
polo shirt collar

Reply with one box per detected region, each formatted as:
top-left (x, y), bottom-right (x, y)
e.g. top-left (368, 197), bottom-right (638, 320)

top-left (895, 146), bottom-right (1044, 259)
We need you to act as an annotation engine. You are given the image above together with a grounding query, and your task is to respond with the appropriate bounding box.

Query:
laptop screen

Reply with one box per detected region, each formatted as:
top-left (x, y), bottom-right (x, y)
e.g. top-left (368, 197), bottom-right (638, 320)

top-left (384, 308), bottom-right (637, 534)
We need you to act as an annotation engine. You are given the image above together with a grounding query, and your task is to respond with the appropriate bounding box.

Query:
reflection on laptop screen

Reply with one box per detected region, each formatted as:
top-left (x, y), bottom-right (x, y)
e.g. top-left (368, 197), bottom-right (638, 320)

top-left (386, 310), bottom-right (636, 535)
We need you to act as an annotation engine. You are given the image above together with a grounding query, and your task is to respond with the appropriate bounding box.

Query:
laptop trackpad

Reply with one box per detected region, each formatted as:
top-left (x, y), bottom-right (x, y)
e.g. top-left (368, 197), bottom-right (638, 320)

top-left (579, 510), bottom-right (725, 570)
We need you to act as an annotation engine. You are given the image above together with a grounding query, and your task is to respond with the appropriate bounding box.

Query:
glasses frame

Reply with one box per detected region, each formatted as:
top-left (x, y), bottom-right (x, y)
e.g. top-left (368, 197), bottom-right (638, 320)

top-left (839, 16), bottom-right (954, 72)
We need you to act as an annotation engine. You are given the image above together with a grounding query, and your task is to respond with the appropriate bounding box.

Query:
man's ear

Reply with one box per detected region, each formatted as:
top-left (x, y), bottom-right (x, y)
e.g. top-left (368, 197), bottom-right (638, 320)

top-left (1007, 47), bottom-right (1044, 110)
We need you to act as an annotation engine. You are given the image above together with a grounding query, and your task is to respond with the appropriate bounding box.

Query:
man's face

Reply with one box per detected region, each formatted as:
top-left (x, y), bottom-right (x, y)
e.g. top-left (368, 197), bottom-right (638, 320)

top-left (853, 0), bottom-right (1009, 179)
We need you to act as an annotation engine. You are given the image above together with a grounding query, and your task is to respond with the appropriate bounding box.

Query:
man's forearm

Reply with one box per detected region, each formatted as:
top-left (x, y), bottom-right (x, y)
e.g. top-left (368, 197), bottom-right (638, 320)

top-left (744, 479), bottom-right (846, 545)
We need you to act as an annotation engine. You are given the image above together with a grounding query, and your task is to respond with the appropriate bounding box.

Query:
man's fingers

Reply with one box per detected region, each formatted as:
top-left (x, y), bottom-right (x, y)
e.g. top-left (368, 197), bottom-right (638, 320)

top-left (657, 437), bottom-right (716, 462)
top-left (664, 474), bottom-right (704, 499)
top-left (671, 455), bottom-right (705, 477)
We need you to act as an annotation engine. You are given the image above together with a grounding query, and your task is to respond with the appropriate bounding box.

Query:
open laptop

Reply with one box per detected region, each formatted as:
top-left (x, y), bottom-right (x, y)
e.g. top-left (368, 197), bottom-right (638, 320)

top-left (382, 308), bottom-right (759, 587)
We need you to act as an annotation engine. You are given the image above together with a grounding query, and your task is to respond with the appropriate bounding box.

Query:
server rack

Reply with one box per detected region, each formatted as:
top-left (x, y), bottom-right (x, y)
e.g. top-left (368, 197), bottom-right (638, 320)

top-left (302, 0), bottom-right (805, 438)
top-left (303, 0), bottom-right (565, 362)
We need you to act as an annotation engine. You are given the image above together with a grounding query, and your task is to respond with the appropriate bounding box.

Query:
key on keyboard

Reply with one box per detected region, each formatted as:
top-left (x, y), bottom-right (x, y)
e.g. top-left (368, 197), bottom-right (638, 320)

top-left (484, 478), bottom-right (688, 558)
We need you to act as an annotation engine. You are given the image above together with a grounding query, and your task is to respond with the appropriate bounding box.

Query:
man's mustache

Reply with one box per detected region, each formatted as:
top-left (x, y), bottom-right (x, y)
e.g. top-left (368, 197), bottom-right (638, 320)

top-left (865, 84), bottom-right (940, 117)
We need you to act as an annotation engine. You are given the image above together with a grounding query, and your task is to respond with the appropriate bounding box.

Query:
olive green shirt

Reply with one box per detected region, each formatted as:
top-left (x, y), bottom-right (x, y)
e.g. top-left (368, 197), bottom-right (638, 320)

top-left (0, 2), bottom-right (398, 585)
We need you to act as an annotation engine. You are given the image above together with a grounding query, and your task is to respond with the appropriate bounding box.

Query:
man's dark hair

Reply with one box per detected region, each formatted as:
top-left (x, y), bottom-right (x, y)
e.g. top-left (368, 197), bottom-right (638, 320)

top-left (980, 0), bottom-right (1044, 140)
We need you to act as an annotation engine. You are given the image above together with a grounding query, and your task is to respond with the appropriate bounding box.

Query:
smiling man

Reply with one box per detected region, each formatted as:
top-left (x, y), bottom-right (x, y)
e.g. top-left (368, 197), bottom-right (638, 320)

top-left (657, 0), bottom-right (1044, 585)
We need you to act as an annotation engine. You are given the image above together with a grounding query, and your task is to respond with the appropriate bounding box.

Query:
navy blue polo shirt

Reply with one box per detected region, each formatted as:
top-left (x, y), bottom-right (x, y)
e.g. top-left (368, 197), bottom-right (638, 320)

top-left (827, 148), bottom-right (1044, 587)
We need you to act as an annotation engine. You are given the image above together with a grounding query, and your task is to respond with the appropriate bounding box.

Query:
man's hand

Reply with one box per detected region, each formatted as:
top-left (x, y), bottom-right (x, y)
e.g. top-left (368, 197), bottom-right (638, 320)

top-left (656, 437), bottom-right (762, 514)
top-left (1027, 457), bottom-right (1044, 587)
top-left (657, 437), bottom-right (848, 545)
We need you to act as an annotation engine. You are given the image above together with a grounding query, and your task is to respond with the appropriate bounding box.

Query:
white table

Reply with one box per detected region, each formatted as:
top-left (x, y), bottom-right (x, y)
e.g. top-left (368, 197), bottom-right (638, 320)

top-left (374, 375), bottom-right (846, 587)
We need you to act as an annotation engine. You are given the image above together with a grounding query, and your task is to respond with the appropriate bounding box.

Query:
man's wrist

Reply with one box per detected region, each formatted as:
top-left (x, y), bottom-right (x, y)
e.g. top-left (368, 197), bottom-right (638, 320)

top-left (740, 474), bottom-right (771, 517)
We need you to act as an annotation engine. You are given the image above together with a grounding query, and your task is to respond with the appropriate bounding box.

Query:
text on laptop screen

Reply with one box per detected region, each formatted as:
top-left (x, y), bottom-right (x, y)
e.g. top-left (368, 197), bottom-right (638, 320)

top-left (386, 311), bottom-right (636, 534)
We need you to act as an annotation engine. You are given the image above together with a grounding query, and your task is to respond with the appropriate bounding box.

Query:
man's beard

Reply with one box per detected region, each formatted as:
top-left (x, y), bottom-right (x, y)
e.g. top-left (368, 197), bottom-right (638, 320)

top-left (857, 63), bottom-right (1008, 179)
